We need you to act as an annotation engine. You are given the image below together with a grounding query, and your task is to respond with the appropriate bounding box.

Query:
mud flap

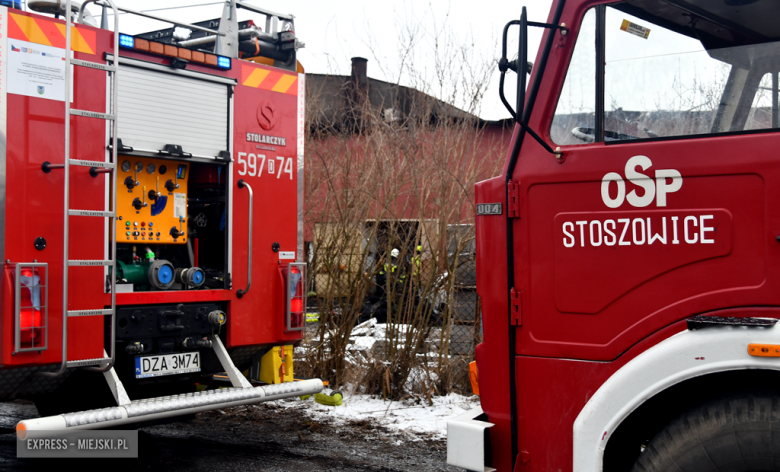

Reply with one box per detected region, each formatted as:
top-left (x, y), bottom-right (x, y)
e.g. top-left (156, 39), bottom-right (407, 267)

top-left (447, 405), bottom-right (495, 472)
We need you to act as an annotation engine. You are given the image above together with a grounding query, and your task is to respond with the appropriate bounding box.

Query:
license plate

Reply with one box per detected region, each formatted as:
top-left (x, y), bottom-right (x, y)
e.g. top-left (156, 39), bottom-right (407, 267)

top-left (134, 352), bottom-right (200, 379)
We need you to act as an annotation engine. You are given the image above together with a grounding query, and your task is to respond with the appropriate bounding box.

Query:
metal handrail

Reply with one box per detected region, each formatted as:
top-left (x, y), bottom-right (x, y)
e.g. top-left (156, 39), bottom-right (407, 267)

top-left (90, 1), bottom-right (224, 36)
top-left (79, 1), bottom-right (300, 61)
top-left (236, 179), bottom-right (253, 299)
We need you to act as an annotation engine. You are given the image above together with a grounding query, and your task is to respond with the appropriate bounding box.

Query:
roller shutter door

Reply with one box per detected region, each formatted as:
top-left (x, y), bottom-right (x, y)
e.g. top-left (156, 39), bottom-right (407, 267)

top-left (116, 65), bottom-right (229, 159)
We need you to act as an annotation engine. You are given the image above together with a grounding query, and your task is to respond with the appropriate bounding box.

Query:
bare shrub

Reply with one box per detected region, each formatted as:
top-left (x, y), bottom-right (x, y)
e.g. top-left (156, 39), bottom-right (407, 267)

top-left (297, 18), bottom-right (507, 399)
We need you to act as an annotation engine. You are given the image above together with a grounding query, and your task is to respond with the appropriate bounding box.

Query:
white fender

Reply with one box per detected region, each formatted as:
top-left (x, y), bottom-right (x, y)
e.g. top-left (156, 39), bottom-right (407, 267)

top-left (573, 322), bottom-right (780, 472)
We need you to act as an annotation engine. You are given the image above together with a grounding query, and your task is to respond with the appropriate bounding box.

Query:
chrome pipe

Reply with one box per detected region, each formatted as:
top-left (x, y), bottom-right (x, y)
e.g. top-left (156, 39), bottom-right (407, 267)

top-left (177, 27), bottom-right (276, 48)
top-left (17, 379), bottom-right (324, 434)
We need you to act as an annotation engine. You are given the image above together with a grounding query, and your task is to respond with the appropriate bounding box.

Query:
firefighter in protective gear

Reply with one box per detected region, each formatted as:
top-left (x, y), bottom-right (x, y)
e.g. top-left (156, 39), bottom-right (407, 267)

top-left (384, 248), bottom-right (401, 283)
top-left (412, 245), bottom-right (422, 283)
top-left (376, 248), bottom-right (401, 296)
top-left (385, 248), bottom-right (407, 305)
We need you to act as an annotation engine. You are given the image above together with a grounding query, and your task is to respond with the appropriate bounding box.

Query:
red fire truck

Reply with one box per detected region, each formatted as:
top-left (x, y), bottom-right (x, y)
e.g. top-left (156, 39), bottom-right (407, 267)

top-left (448, 0), bottom-right (780, 471)
top-left (0, 0), bottom-right (321, 434)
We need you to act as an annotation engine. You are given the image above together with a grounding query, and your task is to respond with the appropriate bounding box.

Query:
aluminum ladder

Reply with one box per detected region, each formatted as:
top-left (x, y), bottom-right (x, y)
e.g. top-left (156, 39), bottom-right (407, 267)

top-left (48, 0), bottom-right (121, 375)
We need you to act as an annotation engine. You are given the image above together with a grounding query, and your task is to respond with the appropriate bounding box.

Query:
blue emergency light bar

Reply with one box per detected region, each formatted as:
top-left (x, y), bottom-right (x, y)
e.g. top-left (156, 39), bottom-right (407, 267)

top-left (119, 34), bottom-right (135, 49)
top-left (217, 56), bottom-right (232, 70)
top-left (118, 33), bottom-right (231, 71)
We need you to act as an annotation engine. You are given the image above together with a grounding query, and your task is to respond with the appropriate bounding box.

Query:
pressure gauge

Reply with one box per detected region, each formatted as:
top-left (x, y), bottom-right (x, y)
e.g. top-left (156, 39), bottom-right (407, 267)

top-left (159, 165), bottom-right (167, 175)
top-left (135, 162), bottom-right (143, 172)
top-left (121, 160), bottom-right (131, 172)
top-left (147, 163), bottom-right (155, 174)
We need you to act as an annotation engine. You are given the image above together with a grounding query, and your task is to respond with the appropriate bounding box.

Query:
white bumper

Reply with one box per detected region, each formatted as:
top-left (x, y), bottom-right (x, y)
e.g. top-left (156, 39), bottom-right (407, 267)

top-left (18, 379), bottom-right (323, 434)
top-left (447, 405), bottom-right (495, 472)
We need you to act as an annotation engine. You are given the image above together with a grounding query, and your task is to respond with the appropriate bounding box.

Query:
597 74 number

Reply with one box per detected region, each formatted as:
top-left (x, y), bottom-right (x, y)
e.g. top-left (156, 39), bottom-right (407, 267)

top-left (237, 153), bottom-right (294, 179)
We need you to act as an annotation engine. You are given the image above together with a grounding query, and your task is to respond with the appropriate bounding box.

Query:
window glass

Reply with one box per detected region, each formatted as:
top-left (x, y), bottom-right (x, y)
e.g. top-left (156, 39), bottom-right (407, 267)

top-left (603, 3), bottom-right (780, 141)
top-left (745, 72), bottom-right (778, 131)
top-left (551, 0), bottom-right (780, 145)
top-left (550, 9), bottom-right (596, 145)
top-left (604, 7), bottom-right (723, 139)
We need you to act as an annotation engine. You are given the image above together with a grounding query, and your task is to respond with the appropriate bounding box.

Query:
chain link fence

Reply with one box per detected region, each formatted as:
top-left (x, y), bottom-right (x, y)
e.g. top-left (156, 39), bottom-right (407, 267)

top-left (296, 223), bottom-right (481, 397)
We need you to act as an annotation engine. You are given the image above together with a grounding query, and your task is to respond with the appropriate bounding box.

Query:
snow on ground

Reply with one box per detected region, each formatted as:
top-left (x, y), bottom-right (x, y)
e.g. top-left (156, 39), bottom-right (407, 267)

top-left (270, 391), bottom-right (480, 440)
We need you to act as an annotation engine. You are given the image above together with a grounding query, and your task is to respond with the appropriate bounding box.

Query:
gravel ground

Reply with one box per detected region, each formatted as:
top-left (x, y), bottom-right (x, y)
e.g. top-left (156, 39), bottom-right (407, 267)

top-left (0, 399), bottom-right (462, 471)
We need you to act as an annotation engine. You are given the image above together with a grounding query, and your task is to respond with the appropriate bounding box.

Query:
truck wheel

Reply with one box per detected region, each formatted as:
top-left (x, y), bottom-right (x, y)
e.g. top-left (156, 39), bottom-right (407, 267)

top-left (631, 393), bottom-right (780, 472)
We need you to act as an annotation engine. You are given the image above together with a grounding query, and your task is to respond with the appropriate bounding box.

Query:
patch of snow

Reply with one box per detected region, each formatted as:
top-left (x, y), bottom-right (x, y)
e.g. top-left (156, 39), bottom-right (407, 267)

top-left (349, 318), bottom-right (377, 337)
top-left (270, 391), bottom-right (479, 440)
top-left (347, 336), bottom-right (378, 351)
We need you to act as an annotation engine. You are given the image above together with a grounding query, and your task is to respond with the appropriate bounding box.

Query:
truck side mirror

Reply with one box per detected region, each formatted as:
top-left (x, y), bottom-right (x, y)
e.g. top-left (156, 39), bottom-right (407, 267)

top-left (498, 7), bottom-right (529, 121)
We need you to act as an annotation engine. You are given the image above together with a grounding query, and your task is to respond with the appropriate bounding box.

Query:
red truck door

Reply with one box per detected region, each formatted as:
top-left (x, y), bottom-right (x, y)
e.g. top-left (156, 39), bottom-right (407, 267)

top-left (513, 2), bottom-right (777, 362)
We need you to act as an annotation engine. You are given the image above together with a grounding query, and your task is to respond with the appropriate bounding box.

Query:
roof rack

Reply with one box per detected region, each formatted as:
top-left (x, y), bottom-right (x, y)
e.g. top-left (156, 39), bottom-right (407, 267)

top-left (30, 0), bottom-right (304, 62)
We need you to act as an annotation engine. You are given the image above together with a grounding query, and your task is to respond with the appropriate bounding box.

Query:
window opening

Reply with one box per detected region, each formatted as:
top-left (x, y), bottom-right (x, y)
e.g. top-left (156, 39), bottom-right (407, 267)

top-left (551, 0), bottom-right (780, 144)
top-left (551, 8), bottom-right (597, 145)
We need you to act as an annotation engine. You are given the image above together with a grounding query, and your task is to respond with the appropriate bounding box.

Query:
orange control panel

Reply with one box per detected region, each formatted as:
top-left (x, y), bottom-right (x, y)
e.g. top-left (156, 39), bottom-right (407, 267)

top-left (116, 156), bottom-right (189, 245)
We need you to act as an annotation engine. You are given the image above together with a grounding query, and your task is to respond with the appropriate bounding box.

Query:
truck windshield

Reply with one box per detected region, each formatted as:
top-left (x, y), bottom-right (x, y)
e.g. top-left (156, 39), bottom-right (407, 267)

top-left (551, 0), bottom-right (780, 144)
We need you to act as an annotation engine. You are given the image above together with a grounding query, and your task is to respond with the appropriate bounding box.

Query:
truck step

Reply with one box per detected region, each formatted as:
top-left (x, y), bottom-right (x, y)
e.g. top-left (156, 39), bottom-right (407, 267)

top-left (68, 259), bottom-right (113, 266)
top-left (68, 210), bottom-right (115, 218)
top-left (66, 357), bottom-right (110, 368)
top-left (69, 109), bottom-right (116, 121)
top-left (687, 315), bottom-right (778, 330)
top-left (69, 159), bottom-right (115, 169)
top-left (70, 58), bottom-right (116, 72)
top-left (67, 309), bottom-right (113, 317)
top-left (17, 379), bottom-right (324, 433)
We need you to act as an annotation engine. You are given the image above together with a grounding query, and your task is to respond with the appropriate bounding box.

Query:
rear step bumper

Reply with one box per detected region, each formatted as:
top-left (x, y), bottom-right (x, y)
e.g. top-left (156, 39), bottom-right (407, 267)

top-left (17, 378), bottom-right (323, 434)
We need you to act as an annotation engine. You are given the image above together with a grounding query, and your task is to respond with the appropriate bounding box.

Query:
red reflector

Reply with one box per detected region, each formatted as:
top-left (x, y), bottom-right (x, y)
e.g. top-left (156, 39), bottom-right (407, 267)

top-left (20, 309), bottom-right (42, 343)
top-left (291, 298), bottom-right (302, 313)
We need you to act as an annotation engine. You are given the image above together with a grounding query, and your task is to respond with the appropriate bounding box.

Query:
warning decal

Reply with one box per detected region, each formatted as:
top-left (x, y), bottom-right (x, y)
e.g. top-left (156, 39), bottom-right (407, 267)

top-left (241, 65), bottom-right (298, 96)
top-left (8, 12), bottom-right (96, 54)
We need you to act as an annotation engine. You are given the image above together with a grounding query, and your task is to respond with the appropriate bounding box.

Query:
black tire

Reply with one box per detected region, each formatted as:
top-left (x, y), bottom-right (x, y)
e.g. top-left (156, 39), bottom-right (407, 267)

top-left (632, 393), bottom-right (780, 472)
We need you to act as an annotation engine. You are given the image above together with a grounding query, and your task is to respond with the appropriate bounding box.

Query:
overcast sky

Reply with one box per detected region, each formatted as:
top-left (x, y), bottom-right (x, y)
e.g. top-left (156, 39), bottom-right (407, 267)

top-left (68, 0), bottom-right (555, 121)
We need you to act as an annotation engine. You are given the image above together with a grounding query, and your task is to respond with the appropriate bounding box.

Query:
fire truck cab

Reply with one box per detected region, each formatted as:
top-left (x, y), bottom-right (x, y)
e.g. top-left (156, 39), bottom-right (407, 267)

top-left (0, 0), bottom-right (322, 433)
top-left (448, 0), bottom-right (780, 471)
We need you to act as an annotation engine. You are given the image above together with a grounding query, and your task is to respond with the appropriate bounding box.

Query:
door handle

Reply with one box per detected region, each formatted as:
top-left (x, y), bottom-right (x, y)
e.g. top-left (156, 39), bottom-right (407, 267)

top-left (237, 179), bottom-right (253, 298)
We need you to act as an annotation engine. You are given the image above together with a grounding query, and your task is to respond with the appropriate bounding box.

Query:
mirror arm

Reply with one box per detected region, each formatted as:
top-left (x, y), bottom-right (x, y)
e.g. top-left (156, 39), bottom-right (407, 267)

top-left (498, 9), bottom-right (566, 160)
top-left (517, 121), bottom-right (564, 160)
top-left (498, 72), bottom-right (516, 119)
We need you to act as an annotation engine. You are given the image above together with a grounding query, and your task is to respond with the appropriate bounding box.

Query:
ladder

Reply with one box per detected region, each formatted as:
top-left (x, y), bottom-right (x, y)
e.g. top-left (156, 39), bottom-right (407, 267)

top-left (51, 0), bottom-right (121, 374)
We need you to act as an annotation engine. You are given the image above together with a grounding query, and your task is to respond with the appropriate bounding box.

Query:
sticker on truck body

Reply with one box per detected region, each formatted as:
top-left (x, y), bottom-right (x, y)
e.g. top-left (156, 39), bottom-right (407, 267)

top-left (173, 193), bottom-right (186, 219)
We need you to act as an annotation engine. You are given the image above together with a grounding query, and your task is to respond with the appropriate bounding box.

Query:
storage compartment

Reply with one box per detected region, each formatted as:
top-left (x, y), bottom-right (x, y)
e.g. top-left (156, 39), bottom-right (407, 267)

top-left (116, 63), bottom-right (229, 159)
top-left (115, 160), bottom-right (229, 292)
